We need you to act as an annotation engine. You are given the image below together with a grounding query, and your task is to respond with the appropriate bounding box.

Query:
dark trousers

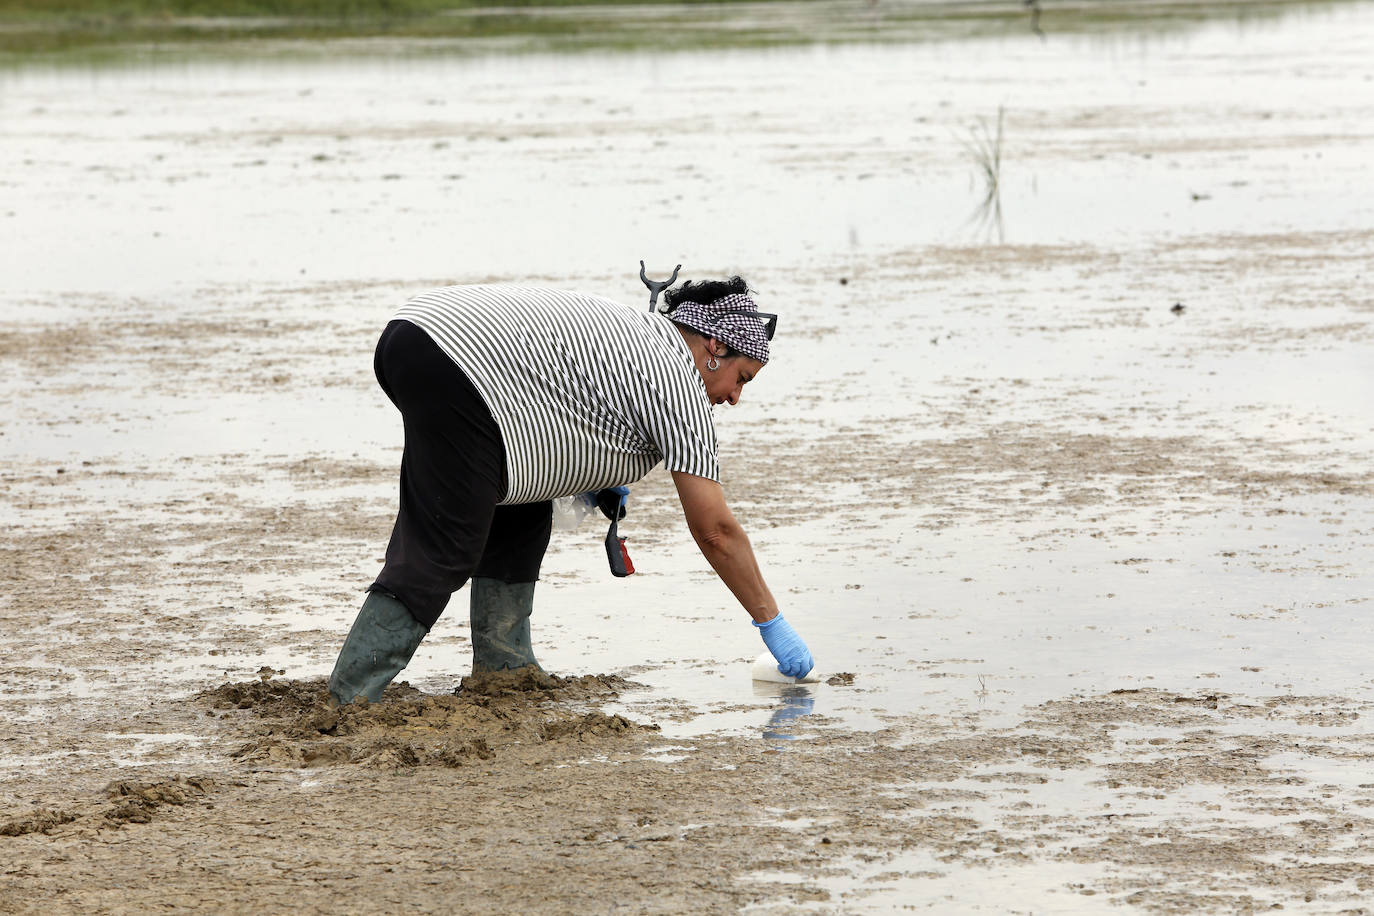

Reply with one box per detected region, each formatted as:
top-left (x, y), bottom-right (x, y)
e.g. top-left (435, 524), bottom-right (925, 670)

top-left (369, 320), bottom-right (552, 629)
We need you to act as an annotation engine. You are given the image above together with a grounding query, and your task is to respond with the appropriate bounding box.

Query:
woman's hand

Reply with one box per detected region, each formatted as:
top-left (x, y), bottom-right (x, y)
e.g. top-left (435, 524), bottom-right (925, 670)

top-left (755, 614), bottom-right (814, 679)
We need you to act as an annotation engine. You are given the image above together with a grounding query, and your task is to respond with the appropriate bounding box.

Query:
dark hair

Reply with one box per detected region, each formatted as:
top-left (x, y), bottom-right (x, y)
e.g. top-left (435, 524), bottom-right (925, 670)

top-left (661, 275), bottom-right (750, 313)
top-left (661, 276), bottom-right (751, 358)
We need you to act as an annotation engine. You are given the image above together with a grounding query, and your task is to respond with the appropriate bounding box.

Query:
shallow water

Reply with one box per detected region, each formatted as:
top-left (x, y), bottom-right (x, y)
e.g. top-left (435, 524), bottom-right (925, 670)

top-left (3, 0), bottom-right (1371, 737)
top-left (4, 5), bottom-right (1373, 294)
top-left (3, 4), bottom-right (1374, 911)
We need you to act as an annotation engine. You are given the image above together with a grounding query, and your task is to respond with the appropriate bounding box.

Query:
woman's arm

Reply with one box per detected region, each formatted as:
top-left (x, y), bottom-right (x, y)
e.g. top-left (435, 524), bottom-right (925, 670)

top-left (672, 471), bottom-right (814, 678)
top-left (672, 471), bottom-right (778, 622)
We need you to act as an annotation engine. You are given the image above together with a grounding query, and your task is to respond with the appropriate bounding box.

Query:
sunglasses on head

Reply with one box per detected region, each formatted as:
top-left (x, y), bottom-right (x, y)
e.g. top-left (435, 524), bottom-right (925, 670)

top-left (720, 308), bottom-right (778, 340)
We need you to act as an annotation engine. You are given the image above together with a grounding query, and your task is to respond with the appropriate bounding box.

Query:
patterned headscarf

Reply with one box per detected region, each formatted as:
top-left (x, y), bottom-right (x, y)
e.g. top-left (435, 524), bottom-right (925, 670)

top-left (666, 293), bottom-right (771, 364)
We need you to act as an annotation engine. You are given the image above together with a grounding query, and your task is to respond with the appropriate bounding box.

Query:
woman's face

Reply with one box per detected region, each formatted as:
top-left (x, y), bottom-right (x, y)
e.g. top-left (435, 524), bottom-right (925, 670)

top-left (703, 354), bottom-right (765, 407)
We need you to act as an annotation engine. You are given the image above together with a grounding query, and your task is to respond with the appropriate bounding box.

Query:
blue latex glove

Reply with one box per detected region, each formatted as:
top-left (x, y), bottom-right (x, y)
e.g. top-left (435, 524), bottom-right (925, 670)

top-left (591, 485), bottom-right (630, 520)
top-left (754, 614), bottom-right (814, 679)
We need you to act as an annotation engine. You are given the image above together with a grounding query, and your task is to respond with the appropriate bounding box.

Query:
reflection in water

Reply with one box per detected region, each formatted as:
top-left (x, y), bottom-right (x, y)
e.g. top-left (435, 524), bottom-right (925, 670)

top-left (761, 687), bottom-right (816, 742)
top-left (1025, 0), bottom-right (1046, 40)
top-left (962, 106), bottom-right (1005, 244)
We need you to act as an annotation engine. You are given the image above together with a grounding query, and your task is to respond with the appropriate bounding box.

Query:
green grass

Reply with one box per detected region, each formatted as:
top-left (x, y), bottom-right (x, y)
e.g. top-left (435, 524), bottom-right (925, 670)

top-left (0, 0), bottom-right (1359, 58)
top-left (2, 0), bottom-right (764, 17)
top-left (0, 0), bottom-right (699, 11)
top-left (3, 0), bottom-right (791, 55)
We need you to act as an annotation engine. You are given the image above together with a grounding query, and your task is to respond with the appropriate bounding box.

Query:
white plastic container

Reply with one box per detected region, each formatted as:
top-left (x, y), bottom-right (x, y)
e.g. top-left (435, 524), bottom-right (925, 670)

top-left (751, 651), bottom-right (822, 684)
top-left (551, 493), bottom-right (597, 531)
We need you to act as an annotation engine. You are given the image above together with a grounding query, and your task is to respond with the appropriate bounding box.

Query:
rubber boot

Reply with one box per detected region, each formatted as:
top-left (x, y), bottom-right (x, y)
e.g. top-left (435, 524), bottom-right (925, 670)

top-left (469, 577), bottom-right (541, 674)
top-left (328, 590), bottom-right (428, 705)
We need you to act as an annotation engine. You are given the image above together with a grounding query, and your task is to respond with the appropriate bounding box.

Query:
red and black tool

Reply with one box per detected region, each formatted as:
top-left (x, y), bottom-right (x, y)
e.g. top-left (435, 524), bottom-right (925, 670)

top-left (605, 514), bottom-right (635, 578)
top-left (595, 488), bottom-right (635, 578)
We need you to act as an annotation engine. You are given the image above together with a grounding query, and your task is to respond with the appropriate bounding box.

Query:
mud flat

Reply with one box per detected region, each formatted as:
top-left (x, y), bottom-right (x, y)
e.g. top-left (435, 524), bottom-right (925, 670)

top-left (7, 671), bottom-right (1374, 911)
top-left (3, 3), bottom-right (1374, 912)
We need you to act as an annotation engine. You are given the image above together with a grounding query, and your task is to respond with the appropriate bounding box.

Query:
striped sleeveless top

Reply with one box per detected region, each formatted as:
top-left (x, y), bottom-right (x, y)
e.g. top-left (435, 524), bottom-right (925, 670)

top-left (393, 285), bottom-right (720, 505)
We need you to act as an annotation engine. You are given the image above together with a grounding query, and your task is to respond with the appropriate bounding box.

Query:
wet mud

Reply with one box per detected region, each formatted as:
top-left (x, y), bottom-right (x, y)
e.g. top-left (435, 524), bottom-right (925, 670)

top-left (4, 5), bottom-right (1374, 913)
top-left (3, 776), bottom-right (215, 838)
top-left (8, 681), bottom-right (1374, 912)
top-left (4, 253), bottom-right (1372, 910)
top-left (203, 671), bottom-right (653, 770)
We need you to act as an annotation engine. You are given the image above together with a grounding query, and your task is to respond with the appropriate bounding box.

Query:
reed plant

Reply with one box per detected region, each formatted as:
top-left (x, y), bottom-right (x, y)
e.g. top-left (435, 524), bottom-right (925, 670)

top-left (962, 106), bottom-right (1005, 243)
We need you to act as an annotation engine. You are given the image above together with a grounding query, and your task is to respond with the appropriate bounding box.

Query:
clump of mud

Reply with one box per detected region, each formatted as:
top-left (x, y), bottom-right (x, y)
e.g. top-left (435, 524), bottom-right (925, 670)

top-left (457, 667), bottom-right (631, 700)
top-left (200, 676), bottom-right (354, 717)
top-left (104, 776), bottom-right (216, 826)
top-left (539, 712), bottom-right (643, 741)
top-left (1, 807), bottom-right (78, 838)
top-left (200, 672), bottom-right (656, 771)
top-left (1, 776), bottom-right (216, 837)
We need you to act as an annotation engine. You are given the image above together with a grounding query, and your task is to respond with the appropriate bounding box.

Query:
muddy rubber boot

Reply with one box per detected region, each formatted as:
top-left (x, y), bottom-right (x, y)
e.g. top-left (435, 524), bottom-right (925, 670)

top-left (328, 590), bottom-right (428, 705)
top-left (469, 577), bottom-right (541, 674)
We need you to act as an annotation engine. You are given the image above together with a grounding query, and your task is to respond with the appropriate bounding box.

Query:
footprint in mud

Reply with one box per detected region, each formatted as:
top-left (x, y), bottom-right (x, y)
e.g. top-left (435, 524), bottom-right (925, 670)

top-left (200, 671), bottom-right (657, 771)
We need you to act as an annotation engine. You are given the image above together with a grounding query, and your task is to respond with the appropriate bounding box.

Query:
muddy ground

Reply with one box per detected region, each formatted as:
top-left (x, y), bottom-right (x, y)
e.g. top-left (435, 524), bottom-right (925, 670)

top-left (3, 256), bottom-right (1371, 912)
top-left (4, 5), bottom-right (1374, 914)
top-left (3, 321), bottom-right (1373, 916)
top-left (8, 669), bottom-right (1374, 913)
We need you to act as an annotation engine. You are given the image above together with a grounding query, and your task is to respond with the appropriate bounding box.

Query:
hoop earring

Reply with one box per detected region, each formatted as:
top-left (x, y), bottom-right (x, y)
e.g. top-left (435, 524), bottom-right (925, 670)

top-left (706, 356), bottom-right (720, 371)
